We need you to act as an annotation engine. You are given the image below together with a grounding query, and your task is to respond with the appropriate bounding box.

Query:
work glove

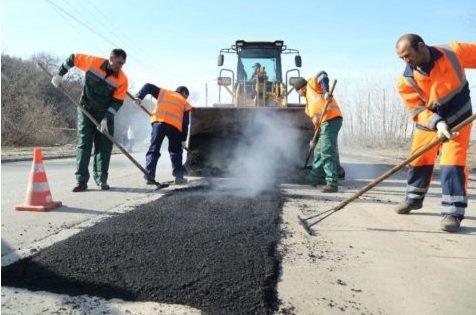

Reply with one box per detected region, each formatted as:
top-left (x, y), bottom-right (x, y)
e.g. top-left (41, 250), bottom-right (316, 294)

top-left (436, 121), bottom-right (452, 140)
top-left (51, 74), bottom-right (63, 88)
top-left (99, 117), bottom-right (109, 134)
top-left (181, 141), bottom-right (187, 149)
top-left (324, 92), bottom-right (332, 102)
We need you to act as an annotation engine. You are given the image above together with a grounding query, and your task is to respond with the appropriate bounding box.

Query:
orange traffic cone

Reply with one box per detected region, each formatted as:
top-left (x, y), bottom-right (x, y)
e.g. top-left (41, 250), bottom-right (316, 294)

top-left (15, 147), bottom-right (62, 212)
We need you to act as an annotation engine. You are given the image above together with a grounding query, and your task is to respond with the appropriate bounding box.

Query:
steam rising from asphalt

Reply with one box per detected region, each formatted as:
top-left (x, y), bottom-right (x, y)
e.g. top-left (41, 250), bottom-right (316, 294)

top-left (226, 110), bottom-right (301, 195)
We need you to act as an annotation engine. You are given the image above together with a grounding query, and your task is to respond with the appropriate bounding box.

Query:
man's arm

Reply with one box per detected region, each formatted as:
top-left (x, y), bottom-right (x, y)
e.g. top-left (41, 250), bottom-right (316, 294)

top-left (53, 53), bottom-right (102, 88)
top-left (58, 53), bottom-right (102, 75)
top-left (57, 54), bottom-right (75, 76)
top-left (450, 42), bottom-right (476, 68)
top-left (316, 71), bottom-right (330, 92)
top-left (136, 83), bottom-right (160, 100)
top-left (397, 76), bottom-right (442, 130)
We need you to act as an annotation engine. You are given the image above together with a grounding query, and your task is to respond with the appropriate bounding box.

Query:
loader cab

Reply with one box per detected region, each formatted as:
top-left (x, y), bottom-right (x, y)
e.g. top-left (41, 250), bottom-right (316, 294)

top-left (186, 40), bottom-right (312, 178)
top-left (217, 40), bottom-right (302, 107)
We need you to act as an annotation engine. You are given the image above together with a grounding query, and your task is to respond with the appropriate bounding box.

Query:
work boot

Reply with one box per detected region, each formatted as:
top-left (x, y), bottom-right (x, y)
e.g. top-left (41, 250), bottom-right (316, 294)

top-left (321, 184), bottom-right (338, 193)
top-left (146, 179), bottom-right (156, 185)
top-left (394, 201), bottom-right (422, 214)
top-left (174, 177), bottom-right (188, 185)
top-left (440, 216), bottom-right (461, 233)
top-left (99, 182), bottom-right (110, 190)
top-left (338, 167), bottom-right (346, 179)
top-left (72, 182), bottom-right (87, 192)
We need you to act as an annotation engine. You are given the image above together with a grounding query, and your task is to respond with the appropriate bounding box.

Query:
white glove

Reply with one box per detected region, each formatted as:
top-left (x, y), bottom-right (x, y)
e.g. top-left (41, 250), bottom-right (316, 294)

top-left (51, 74), bottom-right (63, 88)
top-left (436, 121), bottom-right (452, 139)
top-left (100, 118), bottom-right (109, 133)
top-left (324, 92), bottom-right (332, 102)
top-left (181, 141), bottom-right (187, 149)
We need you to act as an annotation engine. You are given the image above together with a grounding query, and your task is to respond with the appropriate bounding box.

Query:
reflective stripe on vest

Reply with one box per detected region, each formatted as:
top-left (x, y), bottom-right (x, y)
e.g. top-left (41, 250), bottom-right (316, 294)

top-left (406, 45), bottom-right (471, 130)
top-left (151, 89), bottom-right (188, 132)
top-left (305, 77), bottom-right (342, 122)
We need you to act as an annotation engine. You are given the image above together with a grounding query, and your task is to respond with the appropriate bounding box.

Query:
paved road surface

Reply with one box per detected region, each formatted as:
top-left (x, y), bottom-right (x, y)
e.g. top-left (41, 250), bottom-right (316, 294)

top-left (2, 152), bottom-right (476, 315)
top-left (2, 150), bottom-right (176, 264)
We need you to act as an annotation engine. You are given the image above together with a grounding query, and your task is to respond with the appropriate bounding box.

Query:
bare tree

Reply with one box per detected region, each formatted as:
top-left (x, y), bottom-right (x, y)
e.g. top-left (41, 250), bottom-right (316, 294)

top-left (337, 75), bottom-right (413, 148)
top-left (1, 53), bottom-right (81, 146)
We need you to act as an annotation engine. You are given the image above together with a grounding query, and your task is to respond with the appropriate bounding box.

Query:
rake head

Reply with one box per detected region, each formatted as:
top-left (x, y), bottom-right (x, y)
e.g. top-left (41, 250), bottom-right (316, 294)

top-left (153, 180), bottom-right (171, 190)
top-left (298, 215), bottom-right (316, 236)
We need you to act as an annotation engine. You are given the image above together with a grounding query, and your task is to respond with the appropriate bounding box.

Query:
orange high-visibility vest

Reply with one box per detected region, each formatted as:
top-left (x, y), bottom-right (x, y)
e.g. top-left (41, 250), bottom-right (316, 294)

top-left (151, 89), bottom-right (192, 132)
top-left (397, 42), bottom-right (476, 130)
top-left (305, 76), bottom-right (342, 125)
top-left (71, 54), bottom-right (128, 103)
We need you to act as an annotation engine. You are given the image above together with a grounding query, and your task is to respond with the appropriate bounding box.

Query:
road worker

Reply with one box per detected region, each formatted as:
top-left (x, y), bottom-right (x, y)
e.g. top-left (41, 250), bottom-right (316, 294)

top-left (250, 63), bottom-right (268, 104)
top-left (250, 62), bottom-right (263, 80)
top-left (135, 84), bottom-right (192, 185)
top-left (294, 71), bottom-right (344, 192)
top-left (51, 49), bottom-right (128, 192)
top-left (394, 34), bottom-right (475, 232)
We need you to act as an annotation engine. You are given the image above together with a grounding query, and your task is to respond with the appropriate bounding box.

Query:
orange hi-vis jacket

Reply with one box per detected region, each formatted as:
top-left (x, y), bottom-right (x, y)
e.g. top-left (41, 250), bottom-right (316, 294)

top-left (305, 76), bottom-right (342, 126)
top-left (397, 42), bottom-right (476, 130)
top-left (59, 53), bottom-right (128, 116)
top-left (151, 89), bottom-right (192, 132)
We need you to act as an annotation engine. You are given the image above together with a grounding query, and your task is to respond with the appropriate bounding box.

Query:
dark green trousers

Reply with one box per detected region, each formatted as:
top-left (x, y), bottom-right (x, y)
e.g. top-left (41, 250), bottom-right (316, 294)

top-left (75, 109), bottom-right (114, 184)
top-left (309, 117), bottom-right (342, 186)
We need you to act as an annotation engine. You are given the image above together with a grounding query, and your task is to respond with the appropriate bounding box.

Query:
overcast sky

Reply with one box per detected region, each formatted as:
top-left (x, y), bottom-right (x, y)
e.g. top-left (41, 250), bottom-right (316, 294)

top-left (2, 0), bottom-right (475, 106)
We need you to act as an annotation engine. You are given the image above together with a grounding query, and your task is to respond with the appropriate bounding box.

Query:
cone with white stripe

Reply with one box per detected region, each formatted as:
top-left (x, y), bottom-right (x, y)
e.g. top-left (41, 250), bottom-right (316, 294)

top-left (15, 147), bottom-right (62, 211)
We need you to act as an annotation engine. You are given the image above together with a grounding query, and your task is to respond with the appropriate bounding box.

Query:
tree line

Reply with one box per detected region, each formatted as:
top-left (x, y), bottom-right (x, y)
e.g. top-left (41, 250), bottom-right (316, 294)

top-left (2, 53), bottom-right (417, 148)
top-left (1, 53), bottom-right (146, 147)
top-left (337, 76), bottom-right (414, 148)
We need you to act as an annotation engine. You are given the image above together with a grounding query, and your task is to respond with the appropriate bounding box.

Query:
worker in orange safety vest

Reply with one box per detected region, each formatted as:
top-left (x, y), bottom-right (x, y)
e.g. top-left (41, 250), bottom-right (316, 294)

top-left (294, 71), bottom-right (344, 193)
top-left (51, 49), bottom-right (128, 192)
top-left (395, 34), bottom-right (476, 232)
top-left (135, 84), bottom-right (192, 185)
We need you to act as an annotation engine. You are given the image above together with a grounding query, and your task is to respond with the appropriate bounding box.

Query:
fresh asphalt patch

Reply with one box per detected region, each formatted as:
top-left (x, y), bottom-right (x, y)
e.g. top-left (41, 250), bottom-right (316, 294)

top-left (2, 185), bottom-right (283, 315)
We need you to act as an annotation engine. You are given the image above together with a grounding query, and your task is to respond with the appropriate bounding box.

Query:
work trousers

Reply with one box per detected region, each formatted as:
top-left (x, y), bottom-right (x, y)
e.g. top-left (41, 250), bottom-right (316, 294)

top-left (405, 123), bottom-right (472, 219)
top-left (145, 122), bottom-right (186, 180)
top-left (309, 117), bottom-right (342, 186)
top-left (75, 109), bottom-right (113, 184)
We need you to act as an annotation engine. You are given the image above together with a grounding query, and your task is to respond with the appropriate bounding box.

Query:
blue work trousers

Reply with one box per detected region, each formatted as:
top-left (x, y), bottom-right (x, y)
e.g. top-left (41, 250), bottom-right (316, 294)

top-left (145, 122), bottom-right (186, 179)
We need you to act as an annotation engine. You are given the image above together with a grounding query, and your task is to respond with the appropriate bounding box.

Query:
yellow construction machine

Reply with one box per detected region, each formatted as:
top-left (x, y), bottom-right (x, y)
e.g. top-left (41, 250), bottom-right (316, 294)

top-left (186, 40), bottom-right (313, 178)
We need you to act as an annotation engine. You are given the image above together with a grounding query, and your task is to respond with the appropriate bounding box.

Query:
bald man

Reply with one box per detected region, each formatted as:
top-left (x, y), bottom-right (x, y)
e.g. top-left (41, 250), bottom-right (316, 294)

top-left (395, 34), bottom-right (476, 232)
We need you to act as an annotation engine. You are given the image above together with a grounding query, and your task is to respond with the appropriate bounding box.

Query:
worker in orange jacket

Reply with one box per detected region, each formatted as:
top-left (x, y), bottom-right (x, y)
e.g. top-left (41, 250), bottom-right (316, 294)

top-left (135, 85), bottom-right (192, 185)
top-left (395, 34), bottom-right (475, 232)
top-left (51, 49), bottom-right (128, 192)
top-left (294, 71), bottom-right (343, 192)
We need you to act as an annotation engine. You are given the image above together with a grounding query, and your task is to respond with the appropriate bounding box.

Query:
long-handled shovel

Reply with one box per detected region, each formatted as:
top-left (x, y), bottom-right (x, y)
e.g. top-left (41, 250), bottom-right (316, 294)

top-left (299, 112), bottom-right (476, 235)
top-left (303, 80), bottom-right (337, 169)
top-left (125, 91), bottom-right (190, 153)
top-left (38, 63), bottom-right (169, 189)
top-left (126, 91), bottom-right (153, 116)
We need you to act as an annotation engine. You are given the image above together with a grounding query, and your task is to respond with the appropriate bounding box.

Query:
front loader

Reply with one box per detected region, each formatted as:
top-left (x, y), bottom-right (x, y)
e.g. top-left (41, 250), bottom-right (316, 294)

top-left (185, 40), bottom-right (313, 179)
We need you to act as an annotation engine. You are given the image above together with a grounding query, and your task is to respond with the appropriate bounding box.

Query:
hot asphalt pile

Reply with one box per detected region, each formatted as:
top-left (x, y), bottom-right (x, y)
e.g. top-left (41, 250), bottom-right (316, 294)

top-left (2, 185), bottom-right (283, 315)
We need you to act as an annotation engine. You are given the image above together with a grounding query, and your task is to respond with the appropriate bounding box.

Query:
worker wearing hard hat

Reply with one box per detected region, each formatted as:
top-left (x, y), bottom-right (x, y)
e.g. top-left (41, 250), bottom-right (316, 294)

top-left (395, 34), bottom-right (476, 232)
top-left (51, 49), bottom-right (128, 192)
top-left (294, 71), bottom-right (343, 193)
top-left (134, 84), bottom-right (192, 185)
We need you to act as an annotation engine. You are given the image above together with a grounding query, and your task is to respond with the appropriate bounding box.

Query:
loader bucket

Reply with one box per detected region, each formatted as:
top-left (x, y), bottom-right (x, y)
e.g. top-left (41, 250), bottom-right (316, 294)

top-left (185, 106), bottom-right (313, 182)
